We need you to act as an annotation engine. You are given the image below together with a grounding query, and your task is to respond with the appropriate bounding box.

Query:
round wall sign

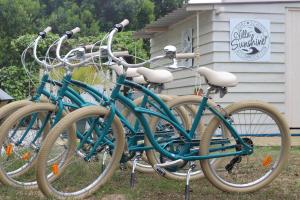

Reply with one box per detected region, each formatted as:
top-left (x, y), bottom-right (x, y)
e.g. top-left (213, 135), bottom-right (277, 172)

top-left (230, 19), bottom-right (270, 62)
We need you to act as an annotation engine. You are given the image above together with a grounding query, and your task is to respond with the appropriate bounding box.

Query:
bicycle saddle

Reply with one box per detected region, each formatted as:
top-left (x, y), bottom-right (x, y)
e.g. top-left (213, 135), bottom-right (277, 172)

top-left (108, 64), bottom-right (140, 78)
top-left (197, 67), bottom-right (238, 87)
top-left (132, 75), bottom-right (147, 84)
top-left (137, 67), bottom-right (173, 84)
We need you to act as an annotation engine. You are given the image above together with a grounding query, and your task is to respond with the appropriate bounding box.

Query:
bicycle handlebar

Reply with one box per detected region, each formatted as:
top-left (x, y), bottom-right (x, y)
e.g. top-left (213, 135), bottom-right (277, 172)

top-left (55, 27), bottom-right (96, 68)
top-left (34, 27), bottom-right (64, 69)
top-left (107, 20), bottom-right (197, 68)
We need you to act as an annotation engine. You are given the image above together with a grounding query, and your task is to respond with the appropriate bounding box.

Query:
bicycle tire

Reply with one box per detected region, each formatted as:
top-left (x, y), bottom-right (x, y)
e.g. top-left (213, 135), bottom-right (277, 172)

top-left (200, 100), bottom-right (290, 192)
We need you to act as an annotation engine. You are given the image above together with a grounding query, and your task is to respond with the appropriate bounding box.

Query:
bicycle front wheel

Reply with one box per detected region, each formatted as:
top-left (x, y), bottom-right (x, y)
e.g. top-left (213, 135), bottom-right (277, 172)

top-left (0, 103), bottom-right (63, 189)
top-left (36, 105), bottom-right (125, 199)
top-left (200, 100), bottom-right (290, 192)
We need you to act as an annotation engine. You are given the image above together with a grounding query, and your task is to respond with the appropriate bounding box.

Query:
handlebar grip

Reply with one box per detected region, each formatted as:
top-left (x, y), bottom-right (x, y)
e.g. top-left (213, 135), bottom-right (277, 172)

top-left (38, 26), bottom-right (52, 38)
top-left (71, 27), bottom-right (80, 34)
top-left (43, 26), bottom-right (52, 33)
top-left (120, 19), bottom-right (129, 28)
top-left (115, 19), bottom-right (130, 32)
top-left (65, 27), bottom-right (80, 38)
top-left (176, 53), bottom-right (196, 59)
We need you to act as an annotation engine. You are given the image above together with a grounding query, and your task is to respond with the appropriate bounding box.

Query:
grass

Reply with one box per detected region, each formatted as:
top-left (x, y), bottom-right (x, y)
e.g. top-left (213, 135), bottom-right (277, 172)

top-left (0, 147), bottom-right (299, 200)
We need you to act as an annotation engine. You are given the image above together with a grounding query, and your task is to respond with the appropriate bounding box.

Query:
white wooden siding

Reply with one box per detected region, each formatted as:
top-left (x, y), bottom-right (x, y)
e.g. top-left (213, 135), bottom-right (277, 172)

top-left (150, 11), bottom-right (214, 99)
top-left (149, 2), bottom-right (300, 116)
top-left (210, 3), bottom-right (292, 113)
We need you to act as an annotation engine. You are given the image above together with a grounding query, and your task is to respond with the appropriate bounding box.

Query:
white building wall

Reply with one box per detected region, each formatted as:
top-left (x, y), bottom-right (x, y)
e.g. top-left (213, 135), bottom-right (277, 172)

top-left (210, 3), bottom-right (289, 113)
top-left (150, 2), bottom-right (300, 114)
top-left (150, 11), bottom-right (213, 95)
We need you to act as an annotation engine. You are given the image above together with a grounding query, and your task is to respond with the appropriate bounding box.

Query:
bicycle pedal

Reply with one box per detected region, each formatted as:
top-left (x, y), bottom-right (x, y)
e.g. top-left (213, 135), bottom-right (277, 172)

top-left (120, 163), bottom-right (127, 171)
top-left (153, 166), bottom-right (166, 177)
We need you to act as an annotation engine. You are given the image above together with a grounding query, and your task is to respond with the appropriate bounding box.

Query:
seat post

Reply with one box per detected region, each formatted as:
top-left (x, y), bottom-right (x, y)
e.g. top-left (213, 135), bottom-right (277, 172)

top-left (204, 86), bottom-right (215, 98)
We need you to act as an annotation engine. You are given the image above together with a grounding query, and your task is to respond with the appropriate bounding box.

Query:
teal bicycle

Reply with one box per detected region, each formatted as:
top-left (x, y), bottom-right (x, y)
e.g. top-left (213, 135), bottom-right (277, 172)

top-left (35, 20), bottom-right (290, 199)
top-left (0, 27), bottom-right (190, 190)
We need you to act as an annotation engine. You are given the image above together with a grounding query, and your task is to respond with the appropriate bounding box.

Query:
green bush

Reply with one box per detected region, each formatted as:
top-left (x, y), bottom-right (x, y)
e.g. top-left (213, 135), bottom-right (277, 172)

top-left (0, 66), bottom-right (38, 100)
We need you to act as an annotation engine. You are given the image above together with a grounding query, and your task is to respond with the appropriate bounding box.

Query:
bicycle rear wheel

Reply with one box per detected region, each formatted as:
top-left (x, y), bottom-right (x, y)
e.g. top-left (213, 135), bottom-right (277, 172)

top-left (36, 106), bottom-right (125, 199)
top-left (200, 100), bottom-right (290, 192)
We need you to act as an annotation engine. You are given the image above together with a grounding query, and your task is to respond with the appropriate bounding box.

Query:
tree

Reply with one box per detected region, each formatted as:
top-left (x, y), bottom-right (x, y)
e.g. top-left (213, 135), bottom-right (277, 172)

top-left (0, 0), bottom-right (42, 67)
top-left (40, 1), bottom-right (100, 35)
top-left (152, 0), bottom-right (185, 19)
top-left (94, 0), bottom-right (155, 31)
top-left (0, 0), bottom-right (183, 68)
top-left (136, 0), bottom-right (155, 29)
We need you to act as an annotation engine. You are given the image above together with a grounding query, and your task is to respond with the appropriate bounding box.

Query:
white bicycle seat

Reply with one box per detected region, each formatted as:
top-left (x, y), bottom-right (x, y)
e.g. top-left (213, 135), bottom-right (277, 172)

top-left (197, 67), bottom-right (238, 87)
top-left (108, 64), bottom-right (140, 78)
top-left (133, 75), bottom-right (147, 84)
top-left (137, 67), bottom-right (173, 84)
top-left (126, 68), bottom-right (140, 78)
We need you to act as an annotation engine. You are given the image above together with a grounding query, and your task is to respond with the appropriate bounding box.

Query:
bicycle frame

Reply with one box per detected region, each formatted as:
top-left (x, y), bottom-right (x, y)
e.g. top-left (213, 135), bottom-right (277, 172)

top-left (12, 70), bottom-right (170, 155)
top-left (89, 74), bottom-right (254, 161)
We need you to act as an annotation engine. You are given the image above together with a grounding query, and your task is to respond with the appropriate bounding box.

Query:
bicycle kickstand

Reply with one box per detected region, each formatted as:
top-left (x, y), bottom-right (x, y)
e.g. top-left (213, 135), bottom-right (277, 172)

top-left (130, 153), bottom-right (141, 189)
top-left (185, 162), bottom-right (196, 200)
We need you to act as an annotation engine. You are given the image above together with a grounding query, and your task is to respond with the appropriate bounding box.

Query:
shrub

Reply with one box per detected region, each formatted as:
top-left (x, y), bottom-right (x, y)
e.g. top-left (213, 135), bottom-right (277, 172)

top-left (0, 66), bottom-right (38, 100)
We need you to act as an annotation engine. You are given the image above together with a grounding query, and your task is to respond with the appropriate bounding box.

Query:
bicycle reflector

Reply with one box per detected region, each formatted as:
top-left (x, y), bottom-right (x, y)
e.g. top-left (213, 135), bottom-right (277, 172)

top-left (52, 163), bottom-right (59, 175)
top-left (22, 152), bottom-right (31, 161)
top-left (262, 155), bottom-right (272, 167)
top-left (5, 144), bottom-right (13, 156)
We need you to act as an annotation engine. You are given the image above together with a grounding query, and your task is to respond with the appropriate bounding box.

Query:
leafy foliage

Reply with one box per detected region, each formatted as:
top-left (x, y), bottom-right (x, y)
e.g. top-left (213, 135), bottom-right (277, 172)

top-left (0, 0), bottom-right (42, 67)
top-left (0, 0), bottom-right (184, 68)
top-left (95, 0), bottom-right (155, 31)
top-left (0, 0), bottom-right (185, 99)
top-left (0, 66), bottom-right (38, 100)
top-left (153, 0), bottom-right (185, 19)
top-left (40, 1), bottom-right (100, 35)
